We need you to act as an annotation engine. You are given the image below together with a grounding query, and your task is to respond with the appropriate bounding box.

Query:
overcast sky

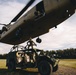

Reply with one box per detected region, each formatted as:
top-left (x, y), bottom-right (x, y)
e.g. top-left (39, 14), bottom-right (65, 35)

top-left (0, 0), bottom-right (76, 54)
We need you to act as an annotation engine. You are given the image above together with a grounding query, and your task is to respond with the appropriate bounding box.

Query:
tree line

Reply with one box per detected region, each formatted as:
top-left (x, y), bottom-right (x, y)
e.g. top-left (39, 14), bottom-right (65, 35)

top-left (0, 48), bottom-right (76, 59)
top-left (0, 54), bottom-right (7, 59)
top-left (45, 48), bottom-right (76, 59)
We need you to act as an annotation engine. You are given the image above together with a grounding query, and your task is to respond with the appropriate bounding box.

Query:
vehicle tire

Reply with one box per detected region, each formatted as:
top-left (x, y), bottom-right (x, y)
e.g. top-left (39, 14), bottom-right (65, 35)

top-left (53, 65), bottom-right (58, 72)
top-left (38, 60), bottom-right (52, 75)
top-left (8, 61), bottom-right (16, 71)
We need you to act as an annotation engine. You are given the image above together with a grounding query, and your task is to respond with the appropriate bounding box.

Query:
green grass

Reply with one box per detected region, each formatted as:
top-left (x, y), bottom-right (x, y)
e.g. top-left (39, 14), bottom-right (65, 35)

top-left (0, 59), bottom-right (76, 75)
top-left (0, 59), bottom-right (7, 69)
top-left (0, 59), bottom-right (76, 69)
top-left (59, 59), bottom-right (76, 68)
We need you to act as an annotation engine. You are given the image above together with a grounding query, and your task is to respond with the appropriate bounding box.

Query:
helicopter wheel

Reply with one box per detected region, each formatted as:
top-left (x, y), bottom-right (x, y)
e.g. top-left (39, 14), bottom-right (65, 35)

top-left (36, 37), bottom-right (42, 43)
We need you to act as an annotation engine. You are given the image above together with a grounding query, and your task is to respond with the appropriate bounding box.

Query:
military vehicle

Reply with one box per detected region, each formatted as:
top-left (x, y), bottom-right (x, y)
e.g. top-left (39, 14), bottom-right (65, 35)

top-left (6, 45), bottom-right (59, 75)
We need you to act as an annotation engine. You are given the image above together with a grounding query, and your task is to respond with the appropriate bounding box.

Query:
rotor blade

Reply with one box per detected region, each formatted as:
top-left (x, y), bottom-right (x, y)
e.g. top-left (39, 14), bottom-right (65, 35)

top-left (11, 0), bottom-right (35, 22)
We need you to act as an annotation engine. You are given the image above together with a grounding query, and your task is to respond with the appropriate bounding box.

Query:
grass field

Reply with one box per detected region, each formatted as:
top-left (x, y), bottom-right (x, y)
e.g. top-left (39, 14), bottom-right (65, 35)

top-left (0, 59), bottom-right (38, 72)
top-left (0, 59), bottom-right (38, 75)
top-left (0, 59), bottom-right (76, 69)
top-left (59, 59), bottom-right (76, 69)
top-left (0, 59), bottom-right (76, 75)
top-left (0, 59), bottom-right (7, 69)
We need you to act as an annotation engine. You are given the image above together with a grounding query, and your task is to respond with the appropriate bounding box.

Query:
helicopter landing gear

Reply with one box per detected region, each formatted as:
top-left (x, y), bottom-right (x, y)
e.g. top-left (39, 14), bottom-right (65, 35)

top-left (36, 37), bottom-right (42, 43)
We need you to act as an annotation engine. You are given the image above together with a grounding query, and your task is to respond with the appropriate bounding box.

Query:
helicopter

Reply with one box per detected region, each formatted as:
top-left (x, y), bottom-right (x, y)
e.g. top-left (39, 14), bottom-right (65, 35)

top-left (0, 0), bottom-right (76, 45)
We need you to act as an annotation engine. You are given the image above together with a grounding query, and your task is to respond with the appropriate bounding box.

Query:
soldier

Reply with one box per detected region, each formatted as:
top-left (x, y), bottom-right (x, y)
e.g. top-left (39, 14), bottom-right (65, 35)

top-left (34, 1), bottom-right (45, 17)
top-left (26, 38), bottom-right (37, 49)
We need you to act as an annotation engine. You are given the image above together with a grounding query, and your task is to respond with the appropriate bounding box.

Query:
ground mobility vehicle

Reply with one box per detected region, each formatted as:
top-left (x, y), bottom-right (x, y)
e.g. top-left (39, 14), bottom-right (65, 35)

top-left (6, 45), bottom-right (59, 75)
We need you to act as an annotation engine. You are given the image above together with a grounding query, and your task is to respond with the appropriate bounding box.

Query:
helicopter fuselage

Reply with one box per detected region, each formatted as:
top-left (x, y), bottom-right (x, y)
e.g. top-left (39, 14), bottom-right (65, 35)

top-left (0, 0), bottom-right (76, 45)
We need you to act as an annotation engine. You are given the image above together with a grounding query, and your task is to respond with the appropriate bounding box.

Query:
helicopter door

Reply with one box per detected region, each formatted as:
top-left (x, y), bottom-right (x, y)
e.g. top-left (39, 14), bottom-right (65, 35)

top-left (34, 1), bottom-right (45, 20)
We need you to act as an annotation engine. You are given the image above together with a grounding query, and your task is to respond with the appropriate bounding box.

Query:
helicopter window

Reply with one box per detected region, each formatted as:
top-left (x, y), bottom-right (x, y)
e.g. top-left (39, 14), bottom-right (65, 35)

top-left (34, 1), bottom-right (45, 17)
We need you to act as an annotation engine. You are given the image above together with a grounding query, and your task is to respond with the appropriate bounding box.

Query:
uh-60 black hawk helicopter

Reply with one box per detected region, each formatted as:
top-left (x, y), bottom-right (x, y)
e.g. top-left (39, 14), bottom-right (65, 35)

top-left (0, 0), bottom-right (76, 75)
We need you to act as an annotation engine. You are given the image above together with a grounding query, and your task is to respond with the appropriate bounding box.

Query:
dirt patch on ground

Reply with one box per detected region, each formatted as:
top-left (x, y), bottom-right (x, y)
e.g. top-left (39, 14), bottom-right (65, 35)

top-left (53, 65), bottom-right (76, 75)
top-left (0, 65), bottom-right (76, 75)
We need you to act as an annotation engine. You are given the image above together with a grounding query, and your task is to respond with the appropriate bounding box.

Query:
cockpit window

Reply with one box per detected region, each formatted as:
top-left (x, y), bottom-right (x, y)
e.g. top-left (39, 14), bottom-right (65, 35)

top-left (34, 1), bottom-right (45, 17)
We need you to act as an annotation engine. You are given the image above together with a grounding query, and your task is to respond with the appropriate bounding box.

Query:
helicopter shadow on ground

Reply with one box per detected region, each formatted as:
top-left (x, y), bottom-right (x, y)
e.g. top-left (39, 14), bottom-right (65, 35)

top-left (0, 69), bottom-right (40, 75)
